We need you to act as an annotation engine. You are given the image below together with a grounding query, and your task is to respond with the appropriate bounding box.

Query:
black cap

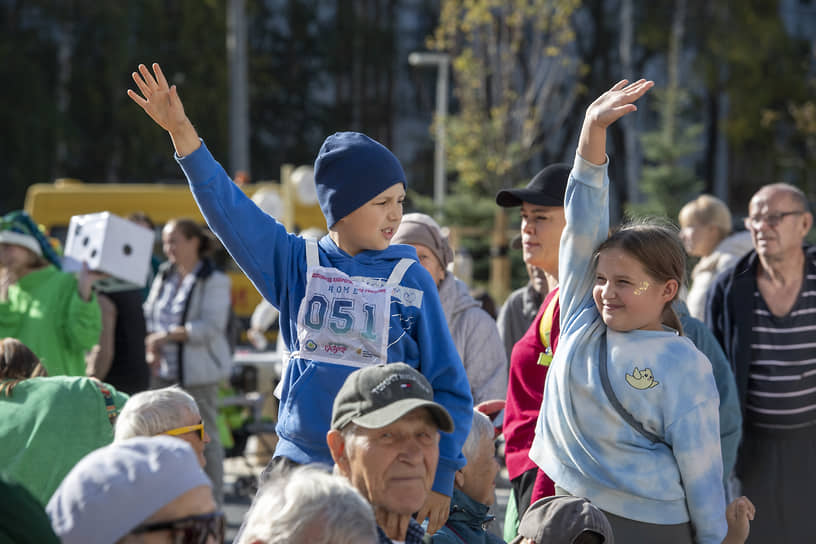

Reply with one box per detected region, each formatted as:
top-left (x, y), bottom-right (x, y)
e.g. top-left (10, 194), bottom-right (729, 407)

top-left (495, 163), bottom-right (571, 208)
top-left (331, 363), bottom-right (454, 432)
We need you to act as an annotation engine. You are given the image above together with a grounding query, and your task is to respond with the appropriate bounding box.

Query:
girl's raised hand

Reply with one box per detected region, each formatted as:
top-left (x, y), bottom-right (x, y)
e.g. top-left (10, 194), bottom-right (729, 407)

top-left (577, 78), bottom-right (654, 165)
top-left (585, 79), bottom-right (654, 130)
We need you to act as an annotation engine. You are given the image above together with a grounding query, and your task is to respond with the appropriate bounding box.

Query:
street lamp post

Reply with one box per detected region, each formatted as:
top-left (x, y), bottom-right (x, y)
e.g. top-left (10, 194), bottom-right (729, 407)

top-left (227, 0), bottom-right (250, 176)
top-left (408, 52), bottom-right (450, 212)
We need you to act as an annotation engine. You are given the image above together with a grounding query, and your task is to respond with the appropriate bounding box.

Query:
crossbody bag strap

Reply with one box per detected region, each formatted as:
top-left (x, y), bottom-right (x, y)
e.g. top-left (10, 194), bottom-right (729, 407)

top-left (599, 332), bottom-right (668, 446)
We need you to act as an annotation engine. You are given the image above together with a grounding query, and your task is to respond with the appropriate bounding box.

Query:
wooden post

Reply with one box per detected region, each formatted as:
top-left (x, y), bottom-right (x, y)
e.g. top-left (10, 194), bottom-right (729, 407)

top-left (489, 207), bottom-right (510, 303)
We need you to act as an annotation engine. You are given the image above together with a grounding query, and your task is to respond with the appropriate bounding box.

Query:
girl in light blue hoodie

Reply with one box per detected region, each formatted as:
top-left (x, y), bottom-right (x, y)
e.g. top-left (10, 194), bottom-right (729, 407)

top-left (529, 80), bottom-right (727, 543)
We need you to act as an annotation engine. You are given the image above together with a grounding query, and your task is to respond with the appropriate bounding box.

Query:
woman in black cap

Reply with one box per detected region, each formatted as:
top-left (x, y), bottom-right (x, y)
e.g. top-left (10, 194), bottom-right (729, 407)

top-left (495, 163), bottom-right (570, 532)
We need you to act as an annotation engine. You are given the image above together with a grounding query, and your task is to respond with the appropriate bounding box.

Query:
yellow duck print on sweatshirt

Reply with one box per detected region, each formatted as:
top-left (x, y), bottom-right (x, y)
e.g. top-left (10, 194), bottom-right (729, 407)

top-left (626, 367), bottom-right (659, 390)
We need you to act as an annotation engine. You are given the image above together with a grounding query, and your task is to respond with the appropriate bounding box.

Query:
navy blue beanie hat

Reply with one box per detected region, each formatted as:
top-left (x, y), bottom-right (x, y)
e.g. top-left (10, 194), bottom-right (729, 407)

top-left (314, 132), bottom-right (407, 227)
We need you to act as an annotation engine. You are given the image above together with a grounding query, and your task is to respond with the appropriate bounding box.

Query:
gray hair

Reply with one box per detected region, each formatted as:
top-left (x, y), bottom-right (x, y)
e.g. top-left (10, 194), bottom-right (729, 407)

top-left (114, 386), bottom-right (200, 441)
top-left (462, 409), bottom-right (495, 463)
top-left (238, 464), bottom-right (378, 544)
top-left (338, 422), bottom-right (363, 459)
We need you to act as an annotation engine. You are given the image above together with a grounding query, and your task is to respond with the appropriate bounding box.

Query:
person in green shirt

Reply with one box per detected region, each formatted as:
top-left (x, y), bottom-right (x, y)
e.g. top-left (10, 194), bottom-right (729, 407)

top-left (0, 211), bottom-right (101, 376)
top-left (0, 374), bottom-right (128, 505)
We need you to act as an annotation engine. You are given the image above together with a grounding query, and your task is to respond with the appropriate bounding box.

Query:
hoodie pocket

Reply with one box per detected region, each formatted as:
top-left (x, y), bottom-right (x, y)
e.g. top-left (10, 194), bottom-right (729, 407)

top-left (280, 361), bottom-right (356, 453)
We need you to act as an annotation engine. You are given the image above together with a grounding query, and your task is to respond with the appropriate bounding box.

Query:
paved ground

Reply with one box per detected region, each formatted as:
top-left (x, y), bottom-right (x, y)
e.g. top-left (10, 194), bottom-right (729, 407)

top-left (221, 443), bottom-right (512, 543)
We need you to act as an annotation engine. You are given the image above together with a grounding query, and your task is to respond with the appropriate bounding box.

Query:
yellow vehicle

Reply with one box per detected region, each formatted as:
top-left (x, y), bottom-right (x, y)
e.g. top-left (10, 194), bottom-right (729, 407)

top-left (23, 167), bottom-right (324, 328)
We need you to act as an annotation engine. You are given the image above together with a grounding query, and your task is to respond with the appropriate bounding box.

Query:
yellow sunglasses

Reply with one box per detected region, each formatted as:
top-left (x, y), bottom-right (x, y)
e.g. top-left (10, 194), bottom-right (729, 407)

top-left (164, 421), bottom-right (205, 441)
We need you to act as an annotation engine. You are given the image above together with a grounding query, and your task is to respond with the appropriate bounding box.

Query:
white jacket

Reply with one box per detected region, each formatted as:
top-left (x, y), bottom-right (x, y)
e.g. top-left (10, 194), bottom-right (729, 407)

top-left (144, 260), bottom-right (232, 387)
top-left (686, 231), bottom-right (753, 320)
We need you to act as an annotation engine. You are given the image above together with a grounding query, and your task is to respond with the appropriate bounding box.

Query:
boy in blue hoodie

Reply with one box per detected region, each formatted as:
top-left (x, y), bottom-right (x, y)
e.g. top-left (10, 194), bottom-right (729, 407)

top-left (128, 63), bottom-right (472, 530)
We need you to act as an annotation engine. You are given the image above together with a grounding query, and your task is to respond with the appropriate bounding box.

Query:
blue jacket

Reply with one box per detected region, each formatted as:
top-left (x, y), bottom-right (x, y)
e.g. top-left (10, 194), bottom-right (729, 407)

top-left (529, 154), bottom-right (727, 543)
top-left (176, 142), bottom-right (472, 495)
top-left (676, 300), bottom-right (742, 480)
top-left (431, 489), bottom-right (503, 544)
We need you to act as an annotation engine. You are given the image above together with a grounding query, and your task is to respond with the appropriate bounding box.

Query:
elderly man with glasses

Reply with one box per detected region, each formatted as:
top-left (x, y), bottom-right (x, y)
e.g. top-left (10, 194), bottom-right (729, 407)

top-left (706, 183), bottom-right (815, 543)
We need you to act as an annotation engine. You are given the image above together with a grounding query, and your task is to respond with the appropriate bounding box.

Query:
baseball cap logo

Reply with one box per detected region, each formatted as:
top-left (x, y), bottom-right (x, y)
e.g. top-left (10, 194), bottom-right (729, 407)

top-left (371, 373), bottom-right (431, 398)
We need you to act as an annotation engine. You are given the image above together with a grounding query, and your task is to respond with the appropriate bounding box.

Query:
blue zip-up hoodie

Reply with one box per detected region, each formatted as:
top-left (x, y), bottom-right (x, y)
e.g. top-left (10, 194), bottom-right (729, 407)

top-left (529, 154), bottom-right (727, 543)
top-left (176, 142), bottom-right (472, 496)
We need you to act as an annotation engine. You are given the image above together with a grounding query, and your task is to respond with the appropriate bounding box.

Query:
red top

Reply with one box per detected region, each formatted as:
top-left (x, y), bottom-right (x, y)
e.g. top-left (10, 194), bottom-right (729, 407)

top-left (503, 287), bottom-right (560, 480)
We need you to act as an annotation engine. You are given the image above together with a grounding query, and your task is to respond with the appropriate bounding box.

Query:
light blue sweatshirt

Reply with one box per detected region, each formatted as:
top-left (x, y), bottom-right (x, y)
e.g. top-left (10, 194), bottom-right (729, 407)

top-left (176, 142), bottom-right (472, 496)
top-left (529, 154), bottom-right (727, 543)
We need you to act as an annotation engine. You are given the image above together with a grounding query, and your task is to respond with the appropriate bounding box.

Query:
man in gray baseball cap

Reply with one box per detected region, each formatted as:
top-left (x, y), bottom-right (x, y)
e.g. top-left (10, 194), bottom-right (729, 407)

top-left (327, 363), bottom-right (454, 544)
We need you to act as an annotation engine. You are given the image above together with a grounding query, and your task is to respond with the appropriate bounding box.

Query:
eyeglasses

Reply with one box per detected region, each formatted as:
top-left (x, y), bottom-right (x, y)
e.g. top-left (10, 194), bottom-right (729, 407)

top-left (164, 421), bottom-right (206, 441)
top-left (131, 512), bottom-right (225, 544)
top-left (744, 210), bottom-right (805, 229)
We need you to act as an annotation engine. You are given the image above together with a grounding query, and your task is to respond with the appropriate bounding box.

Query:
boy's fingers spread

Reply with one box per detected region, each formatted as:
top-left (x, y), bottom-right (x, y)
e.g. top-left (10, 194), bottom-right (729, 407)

top-left (154, 63), bottom-right (169, 88)
top-left (131, 72), bottom-right (151, 97)
top-left (137, 65), bottom-right (152, 88)
top-left (138, 63), bottom-right (158, 89)
top-left (126, 89), bottom-right (147, 106)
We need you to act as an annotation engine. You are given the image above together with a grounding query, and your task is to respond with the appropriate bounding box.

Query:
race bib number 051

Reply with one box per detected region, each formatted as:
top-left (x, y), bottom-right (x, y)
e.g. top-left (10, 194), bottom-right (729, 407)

top-left (296, 267), bottom-right (391, 368)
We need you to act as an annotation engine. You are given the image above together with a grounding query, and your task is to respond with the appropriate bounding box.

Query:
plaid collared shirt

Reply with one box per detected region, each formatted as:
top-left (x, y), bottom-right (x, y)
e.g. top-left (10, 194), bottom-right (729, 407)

top-left (377, 518), bottom-right (425, 544)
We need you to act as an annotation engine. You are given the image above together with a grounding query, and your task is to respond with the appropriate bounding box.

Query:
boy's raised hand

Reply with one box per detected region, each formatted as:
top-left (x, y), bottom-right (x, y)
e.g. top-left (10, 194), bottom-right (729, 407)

top-left (578, 78), bottom-right (654, 165)
top-left (127, 63), bottom-right (201, 157)
top-left (417, 490), bottom-right (451, 535)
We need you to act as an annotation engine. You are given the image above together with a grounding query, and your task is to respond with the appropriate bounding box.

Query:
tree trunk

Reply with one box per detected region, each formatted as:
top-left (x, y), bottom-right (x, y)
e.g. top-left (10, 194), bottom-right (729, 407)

top-left (619, 0), bottom-right (640, 205)
top-left (54, 22), bottom-right (74, 178)
top-left (664, 0), bottom-right (687, 147)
